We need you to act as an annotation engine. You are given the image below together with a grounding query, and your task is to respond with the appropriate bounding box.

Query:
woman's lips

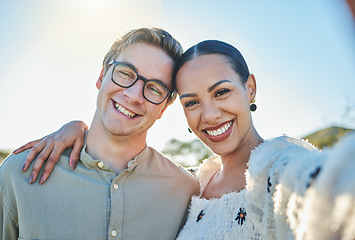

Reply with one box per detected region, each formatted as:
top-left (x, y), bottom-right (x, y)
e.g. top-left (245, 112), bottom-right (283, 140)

top-left (203, 120), bottom-right (233, 142)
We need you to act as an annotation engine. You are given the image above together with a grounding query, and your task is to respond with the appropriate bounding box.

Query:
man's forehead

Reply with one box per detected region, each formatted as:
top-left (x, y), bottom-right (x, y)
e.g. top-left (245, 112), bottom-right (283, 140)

top-left (115, 44), bottom-right (174, 86)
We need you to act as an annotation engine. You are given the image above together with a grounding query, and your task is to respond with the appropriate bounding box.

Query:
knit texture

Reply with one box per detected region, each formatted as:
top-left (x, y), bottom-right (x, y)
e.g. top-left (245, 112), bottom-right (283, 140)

top-left (177, 189), bottom-right (262, 240)
top-left (177, 134), bottom-right (355, 239)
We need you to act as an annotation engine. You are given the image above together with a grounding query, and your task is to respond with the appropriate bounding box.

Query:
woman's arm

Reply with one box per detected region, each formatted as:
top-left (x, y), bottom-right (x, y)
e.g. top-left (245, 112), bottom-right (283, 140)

top-left (14, 120), bottom-right (88, 184)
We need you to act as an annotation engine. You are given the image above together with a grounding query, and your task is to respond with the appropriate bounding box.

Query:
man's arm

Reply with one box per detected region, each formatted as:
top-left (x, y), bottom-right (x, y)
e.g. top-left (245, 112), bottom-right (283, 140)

top-left (0, 176), bottom-right (19, 239)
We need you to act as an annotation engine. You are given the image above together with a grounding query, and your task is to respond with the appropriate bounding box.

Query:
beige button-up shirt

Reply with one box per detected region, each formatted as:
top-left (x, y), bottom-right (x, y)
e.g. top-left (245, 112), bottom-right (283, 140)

top-left (0, 144), bottom-right (199, 239)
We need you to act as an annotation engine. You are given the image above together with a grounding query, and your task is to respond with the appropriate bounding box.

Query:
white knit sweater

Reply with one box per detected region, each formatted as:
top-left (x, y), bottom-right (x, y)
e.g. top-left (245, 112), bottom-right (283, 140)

top-left (177, 134), bottom-right (355, 240)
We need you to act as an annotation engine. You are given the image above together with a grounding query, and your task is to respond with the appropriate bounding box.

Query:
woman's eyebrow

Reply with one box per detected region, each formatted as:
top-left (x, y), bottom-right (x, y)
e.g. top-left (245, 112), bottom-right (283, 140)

top-left (208, 80), bottom-right (231, 92)
top-left (179, 80), bottom-right (231, 99)
top-left (180, 93), bottom-right (197, 99)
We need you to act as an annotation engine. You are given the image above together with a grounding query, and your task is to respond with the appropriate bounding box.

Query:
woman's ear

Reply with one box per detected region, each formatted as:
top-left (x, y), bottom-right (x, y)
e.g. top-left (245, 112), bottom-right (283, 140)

top-left (246, 74), bottom-right (257, 102)
top-left (96, 68), bottom-right (105, 90)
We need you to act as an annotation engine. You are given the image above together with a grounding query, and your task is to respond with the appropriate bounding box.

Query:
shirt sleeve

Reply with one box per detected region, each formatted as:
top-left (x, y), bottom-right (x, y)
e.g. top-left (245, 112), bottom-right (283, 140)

top-left (0, 160), bottom-right (19, 239)
top-left (1, 188), bottom-right (18, 239)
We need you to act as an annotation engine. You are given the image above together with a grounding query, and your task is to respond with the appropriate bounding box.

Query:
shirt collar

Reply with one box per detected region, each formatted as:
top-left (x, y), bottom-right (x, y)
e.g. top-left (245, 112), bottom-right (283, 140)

top-left (79, 131), bottom-right (152, 171)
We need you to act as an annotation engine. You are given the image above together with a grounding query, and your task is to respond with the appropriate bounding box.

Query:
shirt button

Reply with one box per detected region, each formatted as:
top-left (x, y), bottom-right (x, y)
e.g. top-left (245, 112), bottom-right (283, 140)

top-left (113, 184), bottom-right (119, 190)
top-left (111, 229), bottom-right (117, 237)
top-left (97, 161), bottom-right (104, 169)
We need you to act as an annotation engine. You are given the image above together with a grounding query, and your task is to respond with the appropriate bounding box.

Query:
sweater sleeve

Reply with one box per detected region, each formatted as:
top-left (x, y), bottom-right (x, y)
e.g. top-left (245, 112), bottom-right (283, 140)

top-left (277, 133), bottom-right (355, 240)
top-left (246, 136), bottom-right (318, 239)
top-left (281, 134), bottom-right (355, 240)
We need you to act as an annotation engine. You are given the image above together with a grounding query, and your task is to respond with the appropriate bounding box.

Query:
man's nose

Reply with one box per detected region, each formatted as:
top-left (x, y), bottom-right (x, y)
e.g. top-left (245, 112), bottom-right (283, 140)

top-left (122, 80), bottom-right (145, 104)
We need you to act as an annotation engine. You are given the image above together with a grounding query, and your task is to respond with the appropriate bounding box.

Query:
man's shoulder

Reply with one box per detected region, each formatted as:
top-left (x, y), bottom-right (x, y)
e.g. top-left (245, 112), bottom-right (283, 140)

top-left (148, 147), bottom-right (198, 180)
top-left (0, 150), bottom-right (29, 172)
top-left (0, 150), bottom-right (31, 186)
top-left (0, 149), bottom-right (72, 182)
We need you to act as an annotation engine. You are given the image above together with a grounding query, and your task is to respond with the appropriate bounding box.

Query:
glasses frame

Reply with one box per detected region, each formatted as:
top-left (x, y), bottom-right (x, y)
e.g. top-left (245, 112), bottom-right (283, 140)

top-left (108, 60), bottom-right (171, 105)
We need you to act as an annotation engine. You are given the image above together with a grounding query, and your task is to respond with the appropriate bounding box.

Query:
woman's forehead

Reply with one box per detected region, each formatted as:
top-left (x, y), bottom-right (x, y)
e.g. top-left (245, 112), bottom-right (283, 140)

top-left (177, 55), bottom-right (235, 82)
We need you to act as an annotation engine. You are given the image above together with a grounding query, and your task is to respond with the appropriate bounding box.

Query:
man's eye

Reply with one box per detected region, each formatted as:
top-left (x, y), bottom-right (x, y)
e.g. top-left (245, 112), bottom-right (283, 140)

top-left (118, 70), bottom-right (135, 80)
top-left (147, 86), bottom-right (162, 96)
top-left (215, 89), bottom-right (230, 97)
top-left (184, 100), bottom-right (198, 108)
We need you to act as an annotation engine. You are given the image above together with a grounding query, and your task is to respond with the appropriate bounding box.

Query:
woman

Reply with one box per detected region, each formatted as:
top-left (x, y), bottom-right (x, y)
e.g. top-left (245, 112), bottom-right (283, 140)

top-left (15, 40), bottom-right (355, 239)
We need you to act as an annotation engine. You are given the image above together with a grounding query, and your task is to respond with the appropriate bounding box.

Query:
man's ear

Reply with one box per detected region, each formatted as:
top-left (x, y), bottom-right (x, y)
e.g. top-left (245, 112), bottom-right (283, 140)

top-left (246, 74), bottom-right (257, 102)
top-left (96, 68), bottom-right (105, 90)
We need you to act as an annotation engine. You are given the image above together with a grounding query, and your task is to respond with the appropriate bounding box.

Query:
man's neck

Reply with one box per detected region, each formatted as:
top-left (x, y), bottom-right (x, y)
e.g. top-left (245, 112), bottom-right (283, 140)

top-left (85, 122), bottom-right (147, 174)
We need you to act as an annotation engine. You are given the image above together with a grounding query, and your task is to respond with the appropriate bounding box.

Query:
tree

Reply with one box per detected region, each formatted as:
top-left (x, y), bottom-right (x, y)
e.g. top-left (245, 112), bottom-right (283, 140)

top-left (0, 150), bottom-right (10, 164)
top-left (303, 126), bottom-right (354, 149)
top-left (161, 138), bottom-right (213, 167)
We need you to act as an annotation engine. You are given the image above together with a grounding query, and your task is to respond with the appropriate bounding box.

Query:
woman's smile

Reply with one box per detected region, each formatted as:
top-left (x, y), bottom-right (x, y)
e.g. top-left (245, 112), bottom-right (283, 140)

top-left (202, 120), bottom-right (234, 142)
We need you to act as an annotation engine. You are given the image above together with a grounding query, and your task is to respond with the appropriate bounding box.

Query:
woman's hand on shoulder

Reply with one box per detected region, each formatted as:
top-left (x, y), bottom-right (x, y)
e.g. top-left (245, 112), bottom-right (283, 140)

top-left (13, 120), bottom-right (88, 184)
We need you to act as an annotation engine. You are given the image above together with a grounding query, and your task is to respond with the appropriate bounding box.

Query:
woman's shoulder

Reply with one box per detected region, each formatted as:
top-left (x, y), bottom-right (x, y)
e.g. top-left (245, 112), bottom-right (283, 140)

top-left (248, 135), bottom-right (318, 174)
top-left (195, 155), bottom-right (221, 193)
top-left (255, 135), bottom-right (317, 154)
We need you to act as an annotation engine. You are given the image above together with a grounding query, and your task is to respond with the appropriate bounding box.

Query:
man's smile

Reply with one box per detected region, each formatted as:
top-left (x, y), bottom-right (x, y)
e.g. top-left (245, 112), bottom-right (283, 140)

top-left (114, 102), bottom-right (138, 118)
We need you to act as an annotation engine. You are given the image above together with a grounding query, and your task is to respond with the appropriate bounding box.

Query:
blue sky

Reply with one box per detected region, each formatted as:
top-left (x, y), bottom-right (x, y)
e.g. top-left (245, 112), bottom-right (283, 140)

top-left (1, 0), bottom-right (354, 154)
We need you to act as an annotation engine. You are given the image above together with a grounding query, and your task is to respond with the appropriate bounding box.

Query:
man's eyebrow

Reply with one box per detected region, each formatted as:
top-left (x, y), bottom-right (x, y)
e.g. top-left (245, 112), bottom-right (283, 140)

top-left (180, 93), bottom-right (198, 99)
top-left (208, 80), bottom-right (231, 92)
top-left (121, 61), bottom-right (139, 73)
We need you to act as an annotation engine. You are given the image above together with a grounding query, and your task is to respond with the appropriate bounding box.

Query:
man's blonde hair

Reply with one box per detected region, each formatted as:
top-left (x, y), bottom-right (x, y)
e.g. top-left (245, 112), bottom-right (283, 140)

top-left (102, 28), bottom-right (183, 104)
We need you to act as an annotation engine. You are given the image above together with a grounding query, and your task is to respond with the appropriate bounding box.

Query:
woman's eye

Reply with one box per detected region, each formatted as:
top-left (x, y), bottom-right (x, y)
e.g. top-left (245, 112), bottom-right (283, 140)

top-left (215, 89), bottom-right (230, 97)
top-left (184, 100), bottom-right (198, 108)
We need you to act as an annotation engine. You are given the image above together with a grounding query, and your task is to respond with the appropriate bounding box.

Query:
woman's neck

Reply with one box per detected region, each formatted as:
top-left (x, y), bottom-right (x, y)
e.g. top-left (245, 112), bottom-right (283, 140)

top-left (201, 128), bottom-right (263, 199)
top-left (220, 127), bottom-right (263, 173)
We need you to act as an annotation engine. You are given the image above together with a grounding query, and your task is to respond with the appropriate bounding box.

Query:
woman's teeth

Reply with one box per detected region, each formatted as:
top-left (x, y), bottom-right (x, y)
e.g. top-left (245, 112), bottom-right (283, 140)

top-left (206, 121), bottom-right (232, 136)
top-left (115, 103), bottom-right (137, 118)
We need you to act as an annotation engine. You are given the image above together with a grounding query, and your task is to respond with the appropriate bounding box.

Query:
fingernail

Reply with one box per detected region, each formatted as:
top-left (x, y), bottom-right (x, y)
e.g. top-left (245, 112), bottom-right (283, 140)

top-left (70, 160), bottom-right (76, 170)
top-left (13, 149), bottom-right (19, 154)
top-left (28, 174), bottom-right (35, 184)
top-left (40, 176), bottom-right (45, 185)
top-left (21, 164), bottom-right (26, 172)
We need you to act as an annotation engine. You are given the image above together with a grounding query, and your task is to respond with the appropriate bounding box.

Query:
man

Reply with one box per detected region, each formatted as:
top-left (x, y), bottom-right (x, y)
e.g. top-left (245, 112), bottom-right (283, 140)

top-left (0, 28), bottom-right (199, 239)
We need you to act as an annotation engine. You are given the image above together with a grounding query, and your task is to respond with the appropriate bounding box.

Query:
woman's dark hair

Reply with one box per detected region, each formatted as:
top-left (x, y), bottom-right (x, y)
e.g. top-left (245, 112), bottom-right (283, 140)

top-left (173, 40), bottom-right (250, 90)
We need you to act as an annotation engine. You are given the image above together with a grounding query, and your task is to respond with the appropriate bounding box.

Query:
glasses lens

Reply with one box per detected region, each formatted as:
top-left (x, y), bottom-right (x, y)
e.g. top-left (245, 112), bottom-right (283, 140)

top-left (111, 62), bottom-right (169, 104)
top-left (144, 81), bottom-right (169, 104)
top-left (112, 64), bottom-right (137, 87)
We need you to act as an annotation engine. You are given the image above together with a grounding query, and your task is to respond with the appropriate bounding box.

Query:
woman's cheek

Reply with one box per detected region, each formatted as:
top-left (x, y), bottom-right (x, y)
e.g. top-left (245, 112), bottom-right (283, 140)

top-left (185, 111), bottom-right (199, 129)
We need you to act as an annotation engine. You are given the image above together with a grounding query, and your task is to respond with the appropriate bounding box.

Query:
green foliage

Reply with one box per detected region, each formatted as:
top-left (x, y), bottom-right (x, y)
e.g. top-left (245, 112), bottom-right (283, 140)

top-left (162, 138), bottom-right (213, 167)
top-left (303, 126), bottom-right (354, 149)
top-left (0, 150), bottom-right (11, 164)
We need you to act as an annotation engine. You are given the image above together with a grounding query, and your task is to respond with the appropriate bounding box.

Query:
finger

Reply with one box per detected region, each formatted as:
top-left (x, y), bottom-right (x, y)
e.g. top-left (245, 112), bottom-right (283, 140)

top-left (39, 143), bottom-right (66, 184)
top-left (69, 139), bottom-right (84, 170)
top-left (13, 139), bottom-right (42, 154)
top-left (39, 161), bottom-right (55, 185)
top-left (21, 142), bottom-right (47, 172)
top-left (28, 146), bottom-right (53, 184)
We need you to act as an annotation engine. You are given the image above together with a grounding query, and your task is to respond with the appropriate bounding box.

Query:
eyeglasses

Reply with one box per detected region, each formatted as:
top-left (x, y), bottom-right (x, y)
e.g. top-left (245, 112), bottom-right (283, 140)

top-left (108, 60), bottom-right (171, 105)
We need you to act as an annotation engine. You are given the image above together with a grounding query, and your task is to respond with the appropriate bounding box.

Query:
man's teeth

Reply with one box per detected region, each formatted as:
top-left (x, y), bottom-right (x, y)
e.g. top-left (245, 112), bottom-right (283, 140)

top-left (115, 103), bottom-right (137, 118)
top-left (206, 122), bottom-right (232, 136)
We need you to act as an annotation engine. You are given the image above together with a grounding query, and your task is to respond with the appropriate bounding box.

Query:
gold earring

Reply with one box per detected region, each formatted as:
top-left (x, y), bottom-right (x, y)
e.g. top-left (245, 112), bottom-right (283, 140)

top-left (250, 99), bottom-right (257, 112)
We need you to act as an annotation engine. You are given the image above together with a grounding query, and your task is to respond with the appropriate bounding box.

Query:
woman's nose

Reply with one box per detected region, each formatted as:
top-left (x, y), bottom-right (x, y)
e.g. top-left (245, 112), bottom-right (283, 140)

top-left (201, 102), bottom-right (221, 124)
